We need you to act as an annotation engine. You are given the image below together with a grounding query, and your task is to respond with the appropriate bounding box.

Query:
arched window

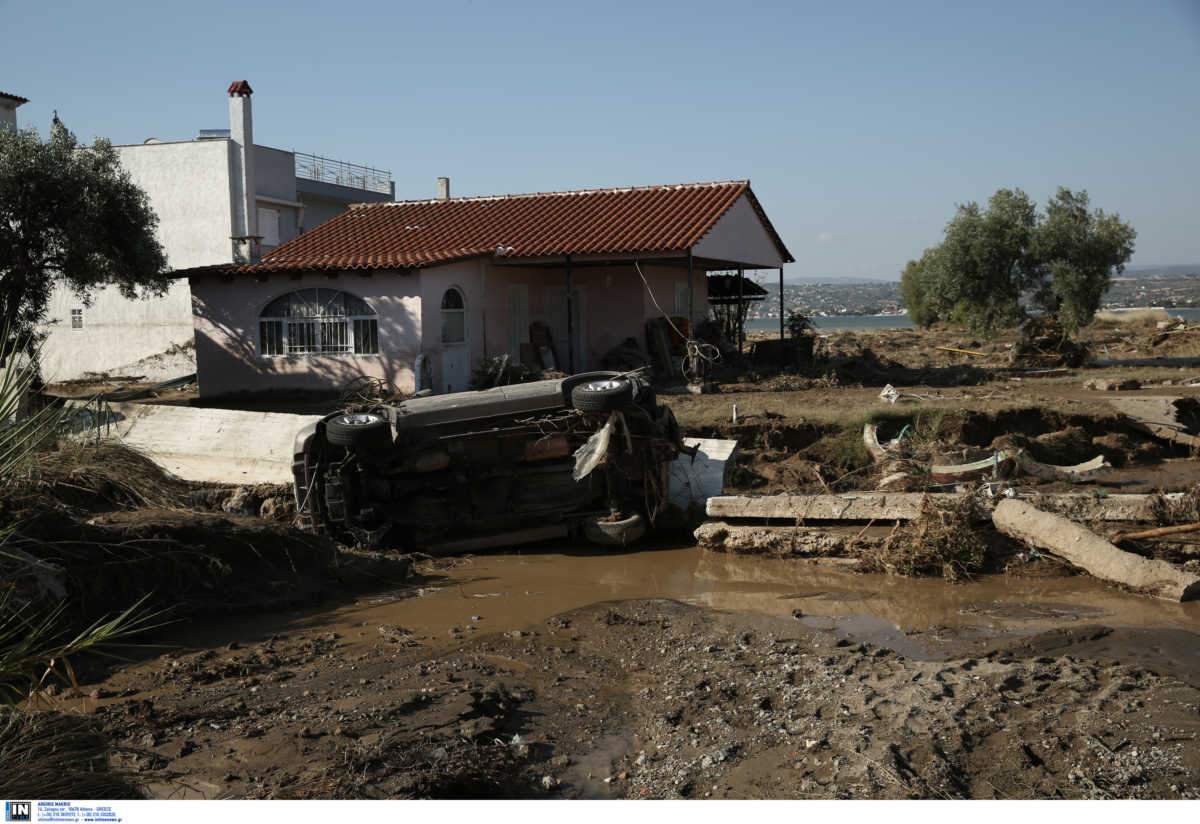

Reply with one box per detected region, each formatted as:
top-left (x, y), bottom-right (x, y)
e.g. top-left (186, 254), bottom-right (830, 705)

top-left (440, 287), bottom-right (466, 344)
top-left (259, 288), bottom-right (378, 356)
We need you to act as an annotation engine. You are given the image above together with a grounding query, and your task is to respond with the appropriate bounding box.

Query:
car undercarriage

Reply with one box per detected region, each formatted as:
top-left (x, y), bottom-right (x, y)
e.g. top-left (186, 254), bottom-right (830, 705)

top-left (292, 373), bottom-right (683, 551)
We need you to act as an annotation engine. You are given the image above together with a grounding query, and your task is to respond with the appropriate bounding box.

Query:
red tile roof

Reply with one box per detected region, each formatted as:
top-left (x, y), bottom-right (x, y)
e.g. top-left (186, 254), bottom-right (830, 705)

top-left (227, 80), bottom-right (253, 97)
top-left (187, 180), bottom-right (792, 276)
top-left (0, 92), bottom-right (29, 104)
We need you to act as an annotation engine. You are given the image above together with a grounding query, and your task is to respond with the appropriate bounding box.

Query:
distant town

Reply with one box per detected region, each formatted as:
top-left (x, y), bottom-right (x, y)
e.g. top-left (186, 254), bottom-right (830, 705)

top-left (742, 268), bottom-right (1200, 319)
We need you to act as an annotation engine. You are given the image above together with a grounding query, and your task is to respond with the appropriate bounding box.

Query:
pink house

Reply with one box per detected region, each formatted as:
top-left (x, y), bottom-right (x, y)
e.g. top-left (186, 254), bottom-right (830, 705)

top-left (180, 180), bottom-right (792, 397)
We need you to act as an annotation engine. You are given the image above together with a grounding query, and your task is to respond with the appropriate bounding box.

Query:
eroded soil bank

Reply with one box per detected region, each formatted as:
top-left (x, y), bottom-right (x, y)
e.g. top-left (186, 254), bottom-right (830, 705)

top-left (56, 545), bottom-right (1200, 800)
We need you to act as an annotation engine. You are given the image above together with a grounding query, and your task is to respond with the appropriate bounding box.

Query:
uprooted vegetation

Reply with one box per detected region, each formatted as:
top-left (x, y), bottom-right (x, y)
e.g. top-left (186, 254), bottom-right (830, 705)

top-left (858, 494), bottom-right (993, 581)
top-left (4, 443), bottom-right (411, 623)
top-left (0, 441), bottom-right (411, 703)
top-left (701, 405), bottom-right (1171, 496)
top-left (0, 706), bottom-right (143, 799)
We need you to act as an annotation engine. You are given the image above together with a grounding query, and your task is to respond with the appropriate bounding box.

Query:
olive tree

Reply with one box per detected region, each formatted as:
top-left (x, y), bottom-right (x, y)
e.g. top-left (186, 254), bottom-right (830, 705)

top-left (0, 121), bottom-right (168, 359)
top-left (901, 187), bottom-right (1135, 334)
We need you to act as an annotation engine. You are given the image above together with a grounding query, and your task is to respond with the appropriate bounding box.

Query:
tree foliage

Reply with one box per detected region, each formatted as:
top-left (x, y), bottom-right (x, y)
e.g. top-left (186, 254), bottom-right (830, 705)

top-left (0, 122), bottom-right (168, 354)
top-left (900, 187), bottom-right (1135, 334)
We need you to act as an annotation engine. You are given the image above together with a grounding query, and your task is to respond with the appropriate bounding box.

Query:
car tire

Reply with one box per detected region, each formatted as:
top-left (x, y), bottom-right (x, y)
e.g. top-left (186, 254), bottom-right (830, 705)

top-left (326, 413), bottom-right (390, 449)
top-left (571, 378), bottom-right (634, 412)
top-left (583, 512), bottom-right (647, 547)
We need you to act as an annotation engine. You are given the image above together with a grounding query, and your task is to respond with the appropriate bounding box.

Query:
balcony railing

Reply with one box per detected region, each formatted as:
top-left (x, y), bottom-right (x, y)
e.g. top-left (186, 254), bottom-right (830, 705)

top-left (294, 151), bottom-right (392, 195)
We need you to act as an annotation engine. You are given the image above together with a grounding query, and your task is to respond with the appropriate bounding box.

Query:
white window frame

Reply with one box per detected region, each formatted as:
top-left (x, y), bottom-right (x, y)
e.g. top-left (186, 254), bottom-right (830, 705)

top-left (258, 288), bottom-right (379, 358)
top-left (70, 308), bottom-right (83, 330)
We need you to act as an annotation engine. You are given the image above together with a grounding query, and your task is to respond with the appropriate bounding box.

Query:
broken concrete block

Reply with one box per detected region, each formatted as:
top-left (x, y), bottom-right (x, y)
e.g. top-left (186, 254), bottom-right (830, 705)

top-left (1083, 378), bottom-right (1141, 391)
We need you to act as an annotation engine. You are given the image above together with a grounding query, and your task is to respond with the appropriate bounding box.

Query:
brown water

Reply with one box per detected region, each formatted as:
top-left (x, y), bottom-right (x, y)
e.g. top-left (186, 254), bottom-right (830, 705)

top-left (174, 539), bottom-right (1200, 680)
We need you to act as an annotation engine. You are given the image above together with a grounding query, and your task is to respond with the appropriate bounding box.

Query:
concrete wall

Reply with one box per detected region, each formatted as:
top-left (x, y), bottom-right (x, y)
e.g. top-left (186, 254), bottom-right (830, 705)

top-left (190, 271), bottom-right (421, 397)
top-left (693, 193), bottom-right (786, 269)
top-left (40, 280), bottom-right (195, 382)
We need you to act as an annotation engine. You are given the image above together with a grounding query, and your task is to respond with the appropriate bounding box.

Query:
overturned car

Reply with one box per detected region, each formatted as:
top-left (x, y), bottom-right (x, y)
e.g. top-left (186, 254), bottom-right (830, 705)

top-left (292, 372), bottom-right (687, 552)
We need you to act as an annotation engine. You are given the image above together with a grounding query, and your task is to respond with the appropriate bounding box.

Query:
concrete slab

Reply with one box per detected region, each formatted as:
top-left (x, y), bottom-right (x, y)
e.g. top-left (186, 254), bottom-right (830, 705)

top-left (68, 401), bottom-right (322, 485)
top-left (668, 438), bottom-right (737, 516)
top-left (706, 491), bottom-right (1183, 523)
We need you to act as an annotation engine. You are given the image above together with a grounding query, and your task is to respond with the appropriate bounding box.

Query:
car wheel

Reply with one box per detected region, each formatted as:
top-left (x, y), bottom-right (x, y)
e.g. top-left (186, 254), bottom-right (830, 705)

top-left (583, 512), bottom-right (647, 547)
top-left (326, 412), bottom-right (390, 449)
top-left (571, 378), bottom-right (634, 412)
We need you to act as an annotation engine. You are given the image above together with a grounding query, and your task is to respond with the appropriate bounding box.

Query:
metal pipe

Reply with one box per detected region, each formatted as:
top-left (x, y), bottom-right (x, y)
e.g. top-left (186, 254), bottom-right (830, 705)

top-left (737, 265), bottom-right (744, 354)
top-left (779, 266), bottom-right (785, 365)
top-left (566, 254), bottom-right (574, 374)
top-left (687, 248), bottom-right (694, 338)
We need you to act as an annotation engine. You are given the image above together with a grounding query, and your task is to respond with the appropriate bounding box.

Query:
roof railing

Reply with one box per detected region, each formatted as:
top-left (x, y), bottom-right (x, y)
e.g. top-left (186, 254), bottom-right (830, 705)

top-left (294, 151), bottom-right (392, 195)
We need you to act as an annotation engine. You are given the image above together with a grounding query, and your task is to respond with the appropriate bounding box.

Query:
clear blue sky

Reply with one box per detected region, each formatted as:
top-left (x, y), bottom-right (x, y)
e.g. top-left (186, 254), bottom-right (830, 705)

top-left (4, 0), bottom-right (1199, 280)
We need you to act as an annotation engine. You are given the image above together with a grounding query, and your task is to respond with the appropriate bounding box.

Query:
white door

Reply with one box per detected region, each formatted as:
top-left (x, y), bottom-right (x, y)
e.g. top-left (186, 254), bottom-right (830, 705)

top-left (440, 286), bottom-right (469, 393)
top-left (548, 286), bottom-right (586, 373)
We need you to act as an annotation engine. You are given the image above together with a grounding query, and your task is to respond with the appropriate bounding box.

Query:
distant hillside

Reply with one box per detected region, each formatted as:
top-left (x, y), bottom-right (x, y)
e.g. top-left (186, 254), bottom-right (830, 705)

top-left (1120, 264), bottom-right (1200, 278)
top-left (780, 277), bottom-right (895, 285)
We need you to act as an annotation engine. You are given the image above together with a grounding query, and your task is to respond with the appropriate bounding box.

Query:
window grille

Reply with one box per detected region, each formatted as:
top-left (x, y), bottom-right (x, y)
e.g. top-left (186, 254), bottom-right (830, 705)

top-left (258, 288), bottom-right (378, 357)
top-left (71, 308), bottom-right (83, 330)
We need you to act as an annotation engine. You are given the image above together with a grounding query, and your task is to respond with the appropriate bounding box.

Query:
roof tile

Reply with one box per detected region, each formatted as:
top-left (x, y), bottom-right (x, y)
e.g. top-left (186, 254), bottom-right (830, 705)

top-left (188, 180), bottom-right (792, 276)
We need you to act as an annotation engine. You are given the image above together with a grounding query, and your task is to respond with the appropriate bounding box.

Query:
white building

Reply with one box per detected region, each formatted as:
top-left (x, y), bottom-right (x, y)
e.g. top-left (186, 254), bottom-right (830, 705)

top-left (37, 81), bottom-right (394, 382)
top-left (1, 91), bottom-right (27, 131)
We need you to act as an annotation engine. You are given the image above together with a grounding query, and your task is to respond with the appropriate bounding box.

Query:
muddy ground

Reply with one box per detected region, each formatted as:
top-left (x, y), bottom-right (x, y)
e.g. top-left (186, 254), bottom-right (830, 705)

top-left (77, 594), bottom-right (1200, 800)
top-left (24, 322), bottom-right (1200, 799)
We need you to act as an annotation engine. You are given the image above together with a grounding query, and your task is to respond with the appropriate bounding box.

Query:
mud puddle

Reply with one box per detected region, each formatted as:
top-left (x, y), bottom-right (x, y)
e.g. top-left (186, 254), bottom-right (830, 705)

top-left (157, 540), bottom-right (1200, 685)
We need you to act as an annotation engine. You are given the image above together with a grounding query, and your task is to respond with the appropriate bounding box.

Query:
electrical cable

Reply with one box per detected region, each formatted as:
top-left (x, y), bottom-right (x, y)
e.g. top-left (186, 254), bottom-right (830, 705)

top-left (634, 261), bottom-right (720, 383)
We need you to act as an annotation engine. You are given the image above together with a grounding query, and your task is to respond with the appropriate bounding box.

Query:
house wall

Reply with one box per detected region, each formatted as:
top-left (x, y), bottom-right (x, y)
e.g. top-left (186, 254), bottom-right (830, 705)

top-left (296, 178), bottom-right (394, 232)
top-left (39, 281), bottom-right (196, 382)
top-left (39, 138), bottom-right (380, 383)
top-left (39, 140), bottom-right (234, 382)
top-left (470, 260), bottom-right (707, 374)
top-left (252, 146), bottom-right (297, 202)
top-left (190, 271), bottom-right (421, 397)
top-left (116, 140), bottom-right (235, 269)
top-left (419, 261), bottom-right (484, 393)
top-left (253, 145), bottom-right (300, 251)
top-left (1, 102), bottom-right (19, 131)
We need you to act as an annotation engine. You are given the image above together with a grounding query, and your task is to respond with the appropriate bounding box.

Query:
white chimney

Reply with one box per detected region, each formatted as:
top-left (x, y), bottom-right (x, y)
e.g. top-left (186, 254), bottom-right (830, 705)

top-left (228, 80), bottom-right (259, 263)
top-left (437, 177), bottom-right (450, 200)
